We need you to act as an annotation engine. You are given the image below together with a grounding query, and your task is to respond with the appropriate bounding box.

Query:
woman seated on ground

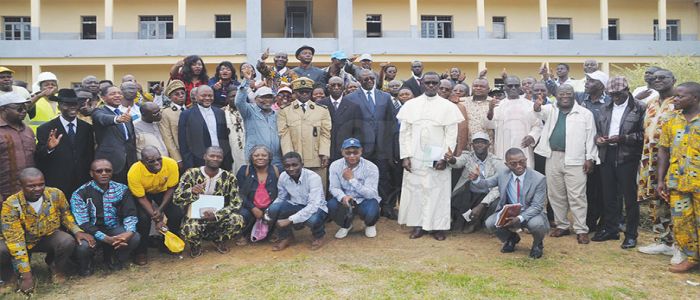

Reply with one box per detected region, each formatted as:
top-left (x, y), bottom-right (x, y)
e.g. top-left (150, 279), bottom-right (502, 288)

top-left (236, 145), bottom-right (280, 244)
top-left (208, 61), bottom-right (240, 108)
top-left (170, 55), bottom-right (209, 107)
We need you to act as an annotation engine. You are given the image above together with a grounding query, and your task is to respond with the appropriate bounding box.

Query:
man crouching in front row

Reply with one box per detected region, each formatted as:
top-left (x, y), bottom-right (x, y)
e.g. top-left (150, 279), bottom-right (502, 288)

top-left (470, 148), bottom-right (550, 259)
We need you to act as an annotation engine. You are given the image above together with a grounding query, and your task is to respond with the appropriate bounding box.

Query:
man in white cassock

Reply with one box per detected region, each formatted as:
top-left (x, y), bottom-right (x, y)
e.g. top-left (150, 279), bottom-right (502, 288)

top-left (483, 76), bottom-right (543, 168)
top-left (397, 72), bottom-right (465, 241)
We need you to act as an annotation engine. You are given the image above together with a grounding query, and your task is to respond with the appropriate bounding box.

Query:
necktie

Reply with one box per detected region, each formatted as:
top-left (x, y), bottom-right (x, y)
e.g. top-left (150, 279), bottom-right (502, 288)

top-left (333, 101), bottom-right (340, 110)
top-left (114, 108), bottom-right (129, 139)
top-left (516, 178), bottom-right (521, 204)
top-left (366, 91), bottom-right (375, 114)
top-left (393, 100), bottom-right (401, 110)
top-left (67, 123), bottom-right (76, 144)
top-left (300, 103), bottom-right (306, 113)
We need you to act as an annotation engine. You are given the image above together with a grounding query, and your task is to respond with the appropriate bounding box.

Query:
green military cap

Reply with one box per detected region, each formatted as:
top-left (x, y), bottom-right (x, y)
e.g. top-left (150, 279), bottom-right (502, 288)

top-left (291, 77), bottom-right (315, 91)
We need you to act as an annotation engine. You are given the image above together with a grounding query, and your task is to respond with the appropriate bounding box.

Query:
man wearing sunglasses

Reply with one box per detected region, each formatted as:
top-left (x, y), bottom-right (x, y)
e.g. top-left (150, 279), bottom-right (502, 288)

top-left (127, 146), bottom-right (182, 265)
top-left (0, 92), bottom-right (35, 201)
top-left (71, 159), bottom-right (140, 275)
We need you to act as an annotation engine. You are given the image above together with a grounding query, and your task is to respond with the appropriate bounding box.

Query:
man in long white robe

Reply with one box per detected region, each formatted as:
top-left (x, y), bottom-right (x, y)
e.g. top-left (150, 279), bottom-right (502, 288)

top-left (397, 72), bottom-right (464, 240)
top-left (484, 76), bottom-right (542, 168)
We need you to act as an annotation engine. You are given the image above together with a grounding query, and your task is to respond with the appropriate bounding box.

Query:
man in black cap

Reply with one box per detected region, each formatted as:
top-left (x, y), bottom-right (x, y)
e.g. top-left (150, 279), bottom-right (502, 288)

top-left (36, 88), bottom-right (94, 198)
top-left (292, 45), bottom-right (328, 87)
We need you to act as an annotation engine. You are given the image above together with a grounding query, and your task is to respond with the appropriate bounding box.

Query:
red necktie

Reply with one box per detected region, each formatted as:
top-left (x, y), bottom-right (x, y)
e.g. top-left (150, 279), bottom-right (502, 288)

top-left (516, 178), bottom-right (521, 204)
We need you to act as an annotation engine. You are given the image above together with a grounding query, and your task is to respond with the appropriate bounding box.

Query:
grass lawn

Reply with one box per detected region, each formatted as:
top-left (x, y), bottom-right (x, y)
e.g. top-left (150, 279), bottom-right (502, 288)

top-left (4, 218), bottom-right (700, 299)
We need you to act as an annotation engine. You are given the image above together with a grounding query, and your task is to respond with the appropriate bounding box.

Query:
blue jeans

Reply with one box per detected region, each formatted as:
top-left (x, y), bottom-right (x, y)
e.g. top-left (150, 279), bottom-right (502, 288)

top-left (267, 201), bottom-right (327, 240)
top-left (327, 198), bottom-right (380, 228)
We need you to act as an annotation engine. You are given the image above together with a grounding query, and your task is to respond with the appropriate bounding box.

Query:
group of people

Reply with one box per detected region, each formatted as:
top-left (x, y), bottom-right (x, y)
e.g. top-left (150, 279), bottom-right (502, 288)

top-left (1, 45), bottom-right (700, 293)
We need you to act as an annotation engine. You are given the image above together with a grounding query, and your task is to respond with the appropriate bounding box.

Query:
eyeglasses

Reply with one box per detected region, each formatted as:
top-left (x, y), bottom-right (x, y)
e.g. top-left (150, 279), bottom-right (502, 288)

top-left (93, 168), bottom-right (113, 174)
top-left (5, 103), bottom-right (27, 112)
top-left (144, 157), bottom-right (162, 164)
top-left (422, 81), bottom-right (439, 85)
top-left (361, 77), bottom-right (376, 82)
top-left (506, 160), bottom-right (527, 167)
top-left (505, 84), bottom-right (521, 89)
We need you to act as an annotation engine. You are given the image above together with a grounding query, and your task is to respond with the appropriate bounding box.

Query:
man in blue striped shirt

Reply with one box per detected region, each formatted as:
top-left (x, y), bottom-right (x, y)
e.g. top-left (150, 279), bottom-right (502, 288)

top-left (327, 138), bottom-right (381, 239)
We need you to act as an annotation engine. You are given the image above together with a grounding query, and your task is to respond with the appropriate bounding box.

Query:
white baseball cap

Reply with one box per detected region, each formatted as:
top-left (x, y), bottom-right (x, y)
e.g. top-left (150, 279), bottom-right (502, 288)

top-left (255, 86), bottom-right (275, 97)
top-left (586, 71), bottom-right (609, 88)
top-left (0, 92), bottom-right (30, 107)
top-left (471, 132), bottom-right (491, 143)
top-left (359, 53), bottom-right (373, 61)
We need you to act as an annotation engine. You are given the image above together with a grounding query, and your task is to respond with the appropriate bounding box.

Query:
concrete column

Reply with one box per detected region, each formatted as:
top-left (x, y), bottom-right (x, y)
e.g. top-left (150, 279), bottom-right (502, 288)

top-left (105, 0), bottom-right (113, 39)
top-left (246, 0), bottom-right (262, 63)
top-left (31, 65), bottom-right (41, 86)
top-left (337, 0), bottom-right (354, 53)
top-left (105, 64), bottom-right (114, 82)
top-left (478, 61), bottom-right (487, 75)
top-left (476, 0), bottom-right (486, 39)
top-left (178, 0), bottom-right (187, 39)
top-left (30, 0), bottom-right (40, 40)
top-left (600, 0), bottom-right (608, 40)
top-left (539, 0), bottom-right (548, 40)
top-left (601, 61), bottom-right (610, 74)
top-left (657, 0), bottom-right (667, 41)
top-left (410, 0), bottom-right (418, 38)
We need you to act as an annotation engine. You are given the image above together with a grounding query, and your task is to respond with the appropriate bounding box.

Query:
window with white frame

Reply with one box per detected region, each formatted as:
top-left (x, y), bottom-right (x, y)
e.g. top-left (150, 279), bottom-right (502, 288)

top-left (81, 16), bottom-right (97, 40)
top-left (366, 14), bottom-right (382, 38)
top-left (139, 15), bottom-right (173, 39)
top-left (3, 16), bottom-right (31, 40)
top-left (653, 19), bottom-right (680, 41)
top-left (421, 15), bottom-right (453, 38)
top-left (492, 16), bottom-right (506, 39)
top-left (548, 18), bottom-right (572, 40)
top-left (215, 15), bottom-right (231, 38)
top-left (608, 19), bottom-right (619, 40)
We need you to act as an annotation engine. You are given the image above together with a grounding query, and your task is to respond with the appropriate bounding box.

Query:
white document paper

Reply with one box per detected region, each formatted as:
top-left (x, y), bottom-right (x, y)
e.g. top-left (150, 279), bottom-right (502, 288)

top-left (420, 145), bottom-right (445, 167)
top-left (462, 209), bottom-right (473, 222)
top-left (188, 195), bottom-right (225, 219)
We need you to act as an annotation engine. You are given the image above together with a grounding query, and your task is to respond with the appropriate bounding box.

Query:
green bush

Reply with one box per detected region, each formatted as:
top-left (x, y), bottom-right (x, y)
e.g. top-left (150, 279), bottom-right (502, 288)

top-left (612, 56), bottom-right (700, 88)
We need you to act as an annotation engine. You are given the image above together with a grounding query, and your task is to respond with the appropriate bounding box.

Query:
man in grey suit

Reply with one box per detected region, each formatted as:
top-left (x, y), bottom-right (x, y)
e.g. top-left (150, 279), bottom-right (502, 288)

top-left (471, 148), bottom-right (549, 259)
top-left (92, 85), bottom-right (137, 184)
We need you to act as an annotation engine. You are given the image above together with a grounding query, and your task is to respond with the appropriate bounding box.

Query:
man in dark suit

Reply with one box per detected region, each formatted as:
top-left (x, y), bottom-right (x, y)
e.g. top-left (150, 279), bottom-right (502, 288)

top-left (317, 76), bottom-right (362, 162)
top-left (36, 89), bottom-right (94, 198)
top-left (345, 69), bottom-right (396, 219)
top-left (401, 61), bottom-right (424, 97)
top-left (471, 148), bottom-right (549, 259)
top-left (92, 86), bottom-right (137, 184)
top-left (178, 85), bottom-right (232, 170)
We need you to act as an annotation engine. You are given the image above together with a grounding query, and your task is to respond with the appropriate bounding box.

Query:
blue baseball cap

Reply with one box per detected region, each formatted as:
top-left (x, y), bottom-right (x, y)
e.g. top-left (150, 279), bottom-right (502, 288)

top-left (331, 50), bottom-right (348, 60)
top-left (341, 138), bottom-right (362, 149)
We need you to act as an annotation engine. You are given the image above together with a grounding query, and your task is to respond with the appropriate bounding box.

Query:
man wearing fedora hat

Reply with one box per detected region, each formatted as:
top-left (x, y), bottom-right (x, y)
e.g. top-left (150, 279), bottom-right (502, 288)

top-left (292, 45), bottom-right (328, 87)
top-left (36, 89), bottom-right (94, 198)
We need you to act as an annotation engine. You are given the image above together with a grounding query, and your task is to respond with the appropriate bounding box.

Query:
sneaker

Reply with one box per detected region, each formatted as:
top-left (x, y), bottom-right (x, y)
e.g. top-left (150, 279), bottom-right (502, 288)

top-left (671, 245), bottom-right (687, 265)
top-left (335, 226), bottom-right (352, 239)
top-left (365, 225), bottom-right (377, 238)
top-left (638, 242), bottom-right (674, 256)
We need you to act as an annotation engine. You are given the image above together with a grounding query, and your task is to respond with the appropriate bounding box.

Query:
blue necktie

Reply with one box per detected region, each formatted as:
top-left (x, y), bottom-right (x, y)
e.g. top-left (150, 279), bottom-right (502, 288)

top-left (366, 91), bottom-right (376, 114)
top-left (113, 108), bottom-right (129, 139)
top-left (67, 123), bottom-right (76, 144)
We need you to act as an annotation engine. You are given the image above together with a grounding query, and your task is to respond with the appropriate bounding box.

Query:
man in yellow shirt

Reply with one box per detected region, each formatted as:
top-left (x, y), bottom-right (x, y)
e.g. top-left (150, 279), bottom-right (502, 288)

top-left (657, 82), bottom-right (700, 273)
top-left (0, 168), bottom-right (94, 293)
top-left (127, 146), bottom-right (181, 265)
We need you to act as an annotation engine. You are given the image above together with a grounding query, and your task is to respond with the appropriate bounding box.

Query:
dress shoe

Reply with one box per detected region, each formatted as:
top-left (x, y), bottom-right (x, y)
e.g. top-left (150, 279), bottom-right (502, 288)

top-left (272, 237), bottom-right (294, 251)
top-left (577, 233), bottom-right (590, 244)
top-left (409, 227), bottom-right (426, 239)
top-left (501, 233), bottom-right (521, 253)
top-left (133, 253), bottom-right (148, 265)
top-left (432, 231), bottom-right (447, 241)
top-left (620, 237), bottom-right (637, 249)
top-left (310, 237), bottom-right (326, 251)
top-left (550, 228), bottom-right (571, 237)
top-left (669, 259), bottom-right (699, 273)
top-left (529, 242), bottom-right (544, 259)
top-left (591, 229), bottom-right (619, 242)
top-left (381, 207), bottom-right (398, 220)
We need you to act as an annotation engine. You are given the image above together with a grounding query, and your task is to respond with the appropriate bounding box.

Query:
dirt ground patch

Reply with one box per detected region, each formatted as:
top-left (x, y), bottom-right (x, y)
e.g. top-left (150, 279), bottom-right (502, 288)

top-left (4, 218), bottom-right (700, 299)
